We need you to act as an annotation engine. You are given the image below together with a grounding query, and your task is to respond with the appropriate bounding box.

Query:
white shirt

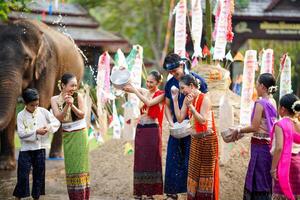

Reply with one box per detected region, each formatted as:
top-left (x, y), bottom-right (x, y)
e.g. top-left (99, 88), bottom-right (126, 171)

top-left (17, 107), bottom-right (61, 151)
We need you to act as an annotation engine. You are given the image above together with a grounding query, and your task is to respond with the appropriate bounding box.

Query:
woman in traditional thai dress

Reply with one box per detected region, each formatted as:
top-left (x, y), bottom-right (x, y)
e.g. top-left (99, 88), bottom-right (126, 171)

top-left (271, 93), bottom-right (300, 200)
top-left (123, 70), bottom-right (165, 200)
top-left (232, 73), bottom-right (277, 200)
top-left (51, 73), bottom-right (89, 200)
top-left (172, 74), bottom-right (219, 200)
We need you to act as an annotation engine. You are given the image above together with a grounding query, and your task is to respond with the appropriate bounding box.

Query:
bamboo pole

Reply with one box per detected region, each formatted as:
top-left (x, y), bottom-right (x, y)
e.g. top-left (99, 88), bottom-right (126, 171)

top-left (206, 0), bottom-right (212, 64)
top-left (161, 0), bottom-right (175, 65)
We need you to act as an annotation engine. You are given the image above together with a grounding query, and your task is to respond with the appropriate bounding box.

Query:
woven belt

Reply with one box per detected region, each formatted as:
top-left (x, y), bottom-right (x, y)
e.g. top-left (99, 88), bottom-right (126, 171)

top-left (253, 132), bottom-right (270, 139)
top-left (192, 130), bottom-right (212, 139)
top-left (251, 137), bottom-right (270, 145)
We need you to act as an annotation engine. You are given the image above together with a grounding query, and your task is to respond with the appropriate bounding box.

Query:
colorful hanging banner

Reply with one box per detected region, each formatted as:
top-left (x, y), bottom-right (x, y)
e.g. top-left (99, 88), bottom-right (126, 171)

top-left (55, 0), bottom-right (59, 10)
top-left (114, 49), bottom-right (128, 70)
top-left (240, 50), bottom-right (257, 126)
top-left (97, 52), bottom-right (111, 105)
top-left (112, 99), bottom-right (121, 139)
top-left (174, 0), bottom-right (187, 58)
top-left (280, 54), bottom-right (292, 98)
top-left (219, 94), bottom-right (234, 164)
top-left (191, 0), bottom-right (203, 58)
top-left (260, 49), bottom-right (274, 74)
top-left (225, 51), bottom-right (234, 62)
top-left (213, 0), bottom-right (232, 60)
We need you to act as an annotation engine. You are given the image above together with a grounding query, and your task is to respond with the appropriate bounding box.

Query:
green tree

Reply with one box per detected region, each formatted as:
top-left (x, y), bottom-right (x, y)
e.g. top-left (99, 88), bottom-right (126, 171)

top-left (68, 0), bottom-right (172, 66)
top-left (0, 0), bottom-right (27, 21)
top-left (245, 39), bottom-right (300, 96)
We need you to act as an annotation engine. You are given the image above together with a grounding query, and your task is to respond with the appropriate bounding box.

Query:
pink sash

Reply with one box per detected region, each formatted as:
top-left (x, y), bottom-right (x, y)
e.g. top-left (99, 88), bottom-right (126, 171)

top-left (271, 118), bottom-right (300, 200)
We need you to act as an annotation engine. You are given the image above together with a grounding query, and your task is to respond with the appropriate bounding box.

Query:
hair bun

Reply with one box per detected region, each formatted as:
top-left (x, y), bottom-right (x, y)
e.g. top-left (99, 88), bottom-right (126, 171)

top-left (292, 100), bottom-right (300, 114)
top-left (268, 86), bottom-right (278, 94)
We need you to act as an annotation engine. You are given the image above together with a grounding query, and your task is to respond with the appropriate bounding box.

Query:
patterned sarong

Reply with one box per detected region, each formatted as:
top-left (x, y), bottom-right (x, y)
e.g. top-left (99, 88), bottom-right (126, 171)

top-left (187, 133), bottom-right (219, 200)
top-left (63, 128), bottom-right (90, 200)
top-left (134, 123), bottom-right (163, 196)
top-left (273, 153), bottom-right (300, 200)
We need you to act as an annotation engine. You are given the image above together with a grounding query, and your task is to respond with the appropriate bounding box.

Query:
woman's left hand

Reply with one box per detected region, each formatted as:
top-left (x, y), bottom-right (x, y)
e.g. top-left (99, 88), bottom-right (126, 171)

top-left (65, 95), bottom-right (74, 105)
top-left (185, 94), bottom-right (194, 106)
top-left (271, 169), bottom-right (278, 181)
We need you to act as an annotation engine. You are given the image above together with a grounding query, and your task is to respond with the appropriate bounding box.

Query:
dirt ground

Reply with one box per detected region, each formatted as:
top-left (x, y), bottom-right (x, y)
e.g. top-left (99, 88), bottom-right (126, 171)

top-left (0, 127), bottom-right (251, 200)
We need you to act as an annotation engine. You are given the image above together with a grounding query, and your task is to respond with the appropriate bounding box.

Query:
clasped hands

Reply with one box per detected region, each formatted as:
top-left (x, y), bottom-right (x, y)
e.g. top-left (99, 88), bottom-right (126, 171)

top-left (63, 93), bottom-right (74, 106)
top-left (171, 87), bottom-right (194, 107)
top-left (36, 126), bottom-right (48, 135)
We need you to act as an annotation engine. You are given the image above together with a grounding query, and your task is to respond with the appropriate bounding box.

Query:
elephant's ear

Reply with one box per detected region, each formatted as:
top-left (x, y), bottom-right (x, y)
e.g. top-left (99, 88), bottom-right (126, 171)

top-left (35, 33), bottom-right (51, 80)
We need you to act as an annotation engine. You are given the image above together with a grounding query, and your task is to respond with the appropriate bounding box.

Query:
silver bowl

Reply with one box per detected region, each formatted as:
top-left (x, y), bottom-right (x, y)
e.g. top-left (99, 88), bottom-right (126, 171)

top-left (169, 120), bottom-right (192, 139)
top-left (110, 69), bottom-right (131, 89)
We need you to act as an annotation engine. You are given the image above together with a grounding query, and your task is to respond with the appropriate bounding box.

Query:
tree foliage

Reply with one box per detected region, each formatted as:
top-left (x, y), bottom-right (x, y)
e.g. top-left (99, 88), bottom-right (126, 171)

top-left (0, 0), bottom-right (27, 21)
top-left (246, 40), bottom-right (300, 96)
top-left (68, 0), bottom-right (171, 66)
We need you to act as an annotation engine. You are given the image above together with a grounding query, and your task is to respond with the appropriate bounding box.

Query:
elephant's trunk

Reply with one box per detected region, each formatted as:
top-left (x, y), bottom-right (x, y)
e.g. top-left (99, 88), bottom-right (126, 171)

top-left (0, 70), bottom-right (22, 130)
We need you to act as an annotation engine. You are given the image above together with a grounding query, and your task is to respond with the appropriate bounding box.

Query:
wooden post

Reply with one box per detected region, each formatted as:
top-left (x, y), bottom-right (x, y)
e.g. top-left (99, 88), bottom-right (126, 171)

top-left (206, 0), bottom-right (212, 64)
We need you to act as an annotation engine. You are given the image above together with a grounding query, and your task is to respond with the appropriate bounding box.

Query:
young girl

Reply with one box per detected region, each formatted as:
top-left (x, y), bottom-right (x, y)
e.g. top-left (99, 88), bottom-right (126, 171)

top-left (51, 73), bottom-right (90, 200)
top-left (271, 93), bottom-right (300, 200)
top-left (172, 74), bottom-right (219, 200)
top-left (123, 70), bottom-right (165, 200)
top-left (233, 73), bottom-right (277, 200)
top-left (13, 88), bottom-right (60, 200)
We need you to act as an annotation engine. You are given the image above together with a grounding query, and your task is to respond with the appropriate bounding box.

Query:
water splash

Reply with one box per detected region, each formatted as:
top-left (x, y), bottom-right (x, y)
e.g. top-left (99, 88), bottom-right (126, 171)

top-left (62, 32), bottom-right (88, 63)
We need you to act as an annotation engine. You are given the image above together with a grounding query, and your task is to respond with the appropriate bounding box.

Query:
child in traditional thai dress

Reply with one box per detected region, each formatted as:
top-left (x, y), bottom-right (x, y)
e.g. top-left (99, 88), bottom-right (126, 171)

top-left (51, 73), bottom-right (90, 200)
top-left (232, 73), bottom-right (277, 200)
top-left (172, 74), bottom-right (219, 200)
top-left (13, 88), bottom-right (60, 200)
top-left (123, 70), bottom-right (165, 200)
top-left (271, 93), bottom-right (300, 200)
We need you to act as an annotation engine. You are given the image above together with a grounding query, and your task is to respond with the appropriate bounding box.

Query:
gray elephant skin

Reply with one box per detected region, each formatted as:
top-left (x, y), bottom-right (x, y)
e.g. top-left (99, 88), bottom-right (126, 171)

top-left (0, 19), bottom-right (84, 170)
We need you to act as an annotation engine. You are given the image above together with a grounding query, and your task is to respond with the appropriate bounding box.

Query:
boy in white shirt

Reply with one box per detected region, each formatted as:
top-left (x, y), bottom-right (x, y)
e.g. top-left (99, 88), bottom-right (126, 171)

top-left (13, 88), bottom-right (60, 200)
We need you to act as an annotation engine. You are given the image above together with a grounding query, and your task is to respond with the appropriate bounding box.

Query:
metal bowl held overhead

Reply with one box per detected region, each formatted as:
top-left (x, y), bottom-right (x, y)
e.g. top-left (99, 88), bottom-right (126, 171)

top-left (110, 69), bottom-right (131, 90)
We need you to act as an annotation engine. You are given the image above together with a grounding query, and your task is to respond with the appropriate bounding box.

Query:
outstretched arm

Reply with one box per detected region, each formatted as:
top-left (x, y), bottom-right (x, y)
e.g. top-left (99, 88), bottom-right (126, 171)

top-left (239, 103), bottom-right (264, 134)
top-left (123, 84), bottom-right (164, 107)
top-left (134, 88), bottom-right (165, 107)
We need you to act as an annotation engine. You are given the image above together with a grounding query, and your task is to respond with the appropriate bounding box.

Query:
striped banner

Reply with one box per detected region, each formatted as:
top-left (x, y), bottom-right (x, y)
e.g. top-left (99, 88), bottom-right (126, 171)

top-left (260, 49), bottom-right (274, 74)
top-left (174, 0), bottom-right (187, 57)
top-left (280, 55), bottom-right (292, 98)
top-left (240, 50), bottom-right (257, 125)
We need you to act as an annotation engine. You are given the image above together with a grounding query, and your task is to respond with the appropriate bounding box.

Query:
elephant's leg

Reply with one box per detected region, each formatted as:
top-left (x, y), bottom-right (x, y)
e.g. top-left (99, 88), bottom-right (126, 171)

top-left (49, 127), bottom-right (63, 158)
top-left (0, 114), bottom-right (16, 170)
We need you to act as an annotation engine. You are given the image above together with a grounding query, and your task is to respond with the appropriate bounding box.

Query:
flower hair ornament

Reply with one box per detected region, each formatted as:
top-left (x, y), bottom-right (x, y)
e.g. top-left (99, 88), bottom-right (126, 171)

top-left (268, 86), bottom-right (278, 94)
top-left (57, 80), bottom-right (62, 91)
top-left (292, 100), bottom-right (300, 114)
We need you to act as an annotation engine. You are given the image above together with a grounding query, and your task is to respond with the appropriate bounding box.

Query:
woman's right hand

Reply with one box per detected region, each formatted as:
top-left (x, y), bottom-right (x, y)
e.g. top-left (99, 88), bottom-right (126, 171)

top-left (171, 86), bottom-right (179, 100)
top-left (123, 83), bottom-right (135, 93)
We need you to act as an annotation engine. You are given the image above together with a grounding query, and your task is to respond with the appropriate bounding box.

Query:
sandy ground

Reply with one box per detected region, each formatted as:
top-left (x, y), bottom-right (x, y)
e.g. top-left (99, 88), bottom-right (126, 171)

top-left (0, 127), bottom-right (251, 200)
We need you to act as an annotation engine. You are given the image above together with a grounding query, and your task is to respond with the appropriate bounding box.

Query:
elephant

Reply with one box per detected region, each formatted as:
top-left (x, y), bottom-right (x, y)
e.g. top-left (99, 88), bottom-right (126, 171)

top-left (0, 19), bottom-right (84, 170)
